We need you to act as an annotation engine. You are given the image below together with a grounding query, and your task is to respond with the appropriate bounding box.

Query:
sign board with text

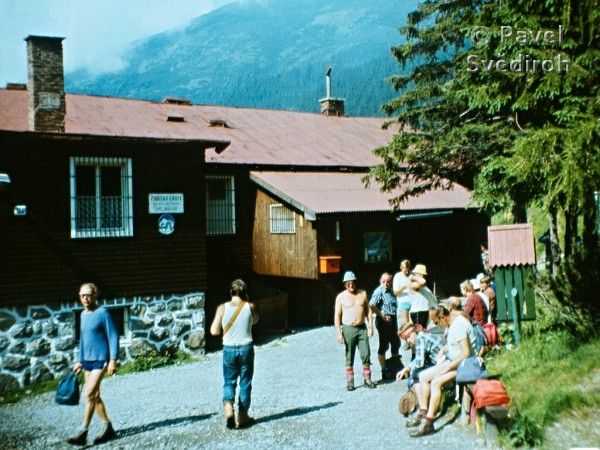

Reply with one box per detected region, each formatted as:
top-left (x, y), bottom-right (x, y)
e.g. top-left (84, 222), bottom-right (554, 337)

top-left (149, 193), bottom-right (184, 214)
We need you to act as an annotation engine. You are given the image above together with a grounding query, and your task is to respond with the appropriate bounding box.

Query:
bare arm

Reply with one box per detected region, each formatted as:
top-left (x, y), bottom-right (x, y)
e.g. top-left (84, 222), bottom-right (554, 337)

top-left (249, 302), bottom-right (260, 325)
top-left (364, 292), bottom-right (373, 337)
top-left (447, 338), bottom-right (471, 371)
top-left (210, 304), bottom-right (225, 336)
top-left (409, 275), bottom-right (426, 291)
top-left (334, 295), bottom-right (344, 343)
top-left (370, 304), bottom-right (384, 320)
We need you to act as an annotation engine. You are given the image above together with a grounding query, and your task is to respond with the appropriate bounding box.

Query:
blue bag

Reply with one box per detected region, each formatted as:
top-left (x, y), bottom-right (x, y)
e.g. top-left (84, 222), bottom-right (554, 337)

top-left (55, 371), bottom-right (80, 405)
top-left (455, 356), bottom-right (489, 384)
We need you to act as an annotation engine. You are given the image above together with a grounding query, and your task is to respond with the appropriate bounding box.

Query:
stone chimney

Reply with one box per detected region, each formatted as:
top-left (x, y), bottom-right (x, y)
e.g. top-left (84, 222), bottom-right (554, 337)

top-left (319, 65), bottom-right (345, 117)
top-left (26, 36), bottom-right (66, 132)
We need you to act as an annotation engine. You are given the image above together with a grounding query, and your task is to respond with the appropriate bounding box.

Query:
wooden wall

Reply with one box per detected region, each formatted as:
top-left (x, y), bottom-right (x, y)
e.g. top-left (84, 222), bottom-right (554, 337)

top-left (252, 189), bottom-right (318, 279)
top-left (0, 132), bottom-right (209, 306)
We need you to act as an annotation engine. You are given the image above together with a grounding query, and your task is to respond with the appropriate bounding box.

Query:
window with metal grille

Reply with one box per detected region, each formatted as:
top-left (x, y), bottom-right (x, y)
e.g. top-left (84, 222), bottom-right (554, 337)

top-left (270, 203), bottom-right (295, 234)
top-left (70, 157), bottom-right (133, 238)
top-left (206, 175), bottom-right (236, 235)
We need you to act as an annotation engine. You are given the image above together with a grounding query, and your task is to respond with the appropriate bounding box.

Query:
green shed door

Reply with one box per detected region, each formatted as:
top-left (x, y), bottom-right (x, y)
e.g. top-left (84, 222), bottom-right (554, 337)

top-left (493, 265), bottom-right (536, 322)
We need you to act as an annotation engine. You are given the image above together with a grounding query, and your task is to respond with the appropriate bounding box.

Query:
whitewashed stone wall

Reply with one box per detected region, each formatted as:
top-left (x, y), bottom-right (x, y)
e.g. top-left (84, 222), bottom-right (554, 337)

top-left (0, 292), bottom-right (205, 392)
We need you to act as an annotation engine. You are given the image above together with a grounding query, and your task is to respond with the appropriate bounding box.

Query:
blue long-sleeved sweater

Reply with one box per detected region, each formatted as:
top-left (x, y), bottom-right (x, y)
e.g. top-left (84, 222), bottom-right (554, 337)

top-left (78, 307), bottom-right (119, 362)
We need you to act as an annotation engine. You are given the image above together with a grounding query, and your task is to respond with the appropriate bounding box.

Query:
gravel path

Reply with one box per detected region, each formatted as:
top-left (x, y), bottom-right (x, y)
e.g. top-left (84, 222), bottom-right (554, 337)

top-left (0, 326), bottom-right (486, 449)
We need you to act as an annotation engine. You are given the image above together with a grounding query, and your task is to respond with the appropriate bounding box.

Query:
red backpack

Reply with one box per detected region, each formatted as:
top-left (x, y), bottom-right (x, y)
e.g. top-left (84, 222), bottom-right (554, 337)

top-left (473, 379), bottom-right (511, 409)
top-left (482, 322), bottom-right (501, 348)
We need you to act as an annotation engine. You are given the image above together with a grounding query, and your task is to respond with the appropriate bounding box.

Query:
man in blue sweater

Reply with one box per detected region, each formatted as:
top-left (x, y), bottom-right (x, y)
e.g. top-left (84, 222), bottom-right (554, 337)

top-left (67, 283), bottom-right (119, 446)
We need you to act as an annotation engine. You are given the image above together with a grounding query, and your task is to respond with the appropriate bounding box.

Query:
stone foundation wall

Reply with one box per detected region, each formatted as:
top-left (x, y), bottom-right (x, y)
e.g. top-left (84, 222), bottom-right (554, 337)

top-left (0, 292), bottom-right (206, 393)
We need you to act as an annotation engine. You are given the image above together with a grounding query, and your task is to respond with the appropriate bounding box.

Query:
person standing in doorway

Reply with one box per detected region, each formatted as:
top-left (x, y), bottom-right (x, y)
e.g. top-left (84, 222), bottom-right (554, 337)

top-left (369, 272), bottom-right (400, 380)
top-left (67, 283), bottom-right (119, 446)
top-left (335, 271), bottom-right (376, 391)
top-left (210, 279), bottom-right (260, 429)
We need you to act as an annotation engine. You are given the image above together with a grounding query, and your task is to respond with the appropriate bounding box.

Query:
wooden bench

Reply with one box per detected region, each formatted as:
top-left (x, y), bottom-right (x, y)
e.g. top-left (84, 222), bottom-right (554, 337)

top-left (461, 383), bottom-right (510, 446)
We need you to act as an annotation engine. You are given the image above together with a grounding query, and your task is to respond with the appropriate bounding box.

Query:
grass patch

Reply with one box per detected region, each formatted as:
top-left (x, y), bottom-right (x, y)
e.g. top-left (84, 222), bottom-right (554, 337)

top-left (0, 349), bottom-right (196, 406)
top-left (486, 331), bottom-right (600, 448)
top-left (0, 377), bottom-right (61, 406)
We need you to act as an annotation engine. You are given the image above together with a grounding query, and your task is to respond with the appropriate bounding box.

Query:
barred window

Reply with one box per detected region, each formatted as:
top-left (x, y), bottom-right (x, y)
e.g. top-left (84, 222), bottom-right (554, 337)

top-left (270, 204), bottom-right (295, 234)
top-left (70, 157), bottom-right (133, 238)
top-left (206, 175), bottom-right (236, 235)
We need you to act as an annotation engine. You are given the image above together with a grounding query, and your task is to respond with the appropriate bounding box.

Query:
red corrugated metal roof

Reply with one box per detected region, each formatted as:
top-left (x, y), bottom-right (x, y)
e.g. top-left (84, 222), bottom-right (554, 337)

top-left (0, 90), bottom-right (396, 167)
top-left (488, 224), bottom-right (536, 267)
top-left (250, 171), bottom-right (473, 216)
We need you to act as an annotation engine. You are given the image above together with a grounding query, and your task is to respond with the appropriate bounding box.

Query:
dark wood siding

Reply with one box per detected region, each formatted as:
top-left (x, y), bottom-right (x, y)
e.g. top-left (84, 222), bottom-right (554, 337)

top-left (0, 133), bottom-right (208, 306)
top-left (314, 210), bottom-right (489, 299)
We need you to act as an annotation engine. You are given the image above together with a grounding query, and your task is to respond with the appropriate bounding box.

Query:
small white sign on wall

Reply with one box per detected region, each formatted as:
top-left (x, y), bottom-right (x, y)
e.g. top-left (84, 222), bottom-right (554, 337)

top-left (149, 193), bottom-right (184, 214)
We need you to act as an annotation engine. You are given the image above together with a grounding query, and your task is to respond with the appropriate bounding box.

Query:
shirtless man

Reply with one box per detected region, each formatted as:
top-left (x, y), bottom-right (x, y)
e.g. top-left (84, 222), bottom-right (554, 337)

top-left (334, 271), bottom-right (376, 391)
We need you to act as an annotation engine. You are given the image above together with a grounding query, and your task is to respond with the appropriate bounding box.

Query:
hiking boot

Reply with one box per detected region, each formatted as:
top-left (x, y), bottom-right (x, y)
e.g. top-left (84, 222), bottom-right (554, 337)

top-left (406, 410), bottom-right (425, 428)
top-left (409, 419), bottom-right (434, 437)
top-left (67, 429), bottom-right (87, 446)
top-left (363, 379), bottom-right (376, 389)
top-left (93, 422), bottom-right (116, 445)
top-left (347, 380), bottom-right (355, 391)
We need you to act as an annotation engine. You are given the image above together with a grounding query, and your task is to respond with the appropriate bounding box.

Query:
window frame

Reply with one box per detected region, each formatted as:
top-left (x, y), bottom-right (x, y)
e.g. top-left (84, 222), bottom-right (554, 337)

top-left (363, 231), bottom-right (392, 263)
top-left (70, 156), bottom-right (133, 239)
top-left (269, 203), bottom-right (296, 234)
top-left (206, 175), bottom-right (236, 236)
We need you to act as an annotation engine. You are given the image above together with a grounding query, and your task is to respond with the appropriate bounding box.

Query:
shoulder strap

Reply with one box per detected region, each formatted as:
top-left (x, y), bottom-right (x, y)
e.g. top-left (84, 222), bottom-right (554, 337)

top-left (223, 301), bottom-right (246, 335)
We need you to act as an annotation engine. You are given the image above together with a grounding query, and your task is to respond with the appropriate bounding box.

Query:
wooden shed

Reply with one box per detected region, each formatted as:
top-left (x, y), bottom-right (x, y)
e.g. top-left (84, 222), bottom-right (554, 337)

top-left (488, 224), bottom-right (537, 321)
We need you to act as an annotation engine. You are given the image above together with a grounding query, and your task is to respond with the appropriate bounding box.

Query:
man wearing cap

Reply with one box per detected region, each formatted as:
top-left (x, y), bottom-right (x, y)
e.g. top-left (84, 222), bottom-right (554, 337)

top-left (369, 272), bottom-right (400, 380)
top-left (334, 271), bottom-right (376, 391)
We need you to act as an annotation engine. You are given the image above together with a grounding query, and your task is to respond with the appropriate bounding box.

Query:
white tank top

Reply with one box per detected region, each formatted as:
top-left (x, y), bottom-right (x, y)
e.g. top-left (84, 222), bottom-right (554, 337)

top-left (222, 302), bottom-right (253, 346)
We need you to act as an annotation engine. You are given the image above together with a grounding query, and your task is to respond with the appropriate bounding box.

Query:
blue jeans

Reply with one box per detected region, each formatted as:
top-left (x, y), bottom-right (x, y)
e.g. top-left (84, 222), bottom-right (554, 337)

top-left (222, 343), bottom-right (254, 412)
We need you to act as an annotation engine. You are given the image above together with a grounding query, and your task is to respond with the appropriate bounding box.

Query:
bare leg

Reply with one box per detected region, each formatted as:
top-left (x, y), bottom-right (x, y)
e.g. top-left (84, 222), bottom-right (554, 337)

top-left (427, 371), bottom-right (456, 419)
top-left (82, 368), bottom-right (108, 427)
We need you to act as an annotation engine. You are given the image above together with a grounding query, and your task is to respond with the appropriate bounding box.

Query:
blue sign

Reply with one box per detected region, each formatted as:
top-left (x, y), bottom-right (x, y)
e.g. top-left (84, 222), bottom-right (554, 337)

top-left (158, 214), bottom-right (175, 235)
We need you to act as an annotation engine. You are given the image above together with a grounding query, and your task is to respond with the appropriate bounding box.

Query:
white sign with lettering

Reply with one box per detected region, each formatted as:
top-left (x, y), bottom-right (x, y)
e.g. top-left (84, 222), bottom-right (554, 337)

top-left (149, 193), bottom-right (184, 214)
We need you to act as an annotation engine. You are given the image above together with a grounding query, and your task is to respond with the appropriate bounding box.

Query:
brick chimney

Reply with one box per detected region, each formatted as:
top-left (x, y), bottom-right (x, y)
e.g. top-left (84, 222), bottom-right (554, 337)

top-left (319, 65), bottom-right (345, 117)
top-left (26, 36), bottom-right (66, 132)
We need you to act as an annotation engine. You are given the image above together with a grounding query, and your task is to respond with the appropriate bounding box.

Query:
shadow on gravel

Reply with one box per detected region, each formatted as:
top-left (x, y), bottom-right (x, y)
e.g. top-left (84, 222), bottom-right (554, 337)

top-left (256, 401), bottom-right (341, 425)
top-left (115, 413), bottom-right (216, 439)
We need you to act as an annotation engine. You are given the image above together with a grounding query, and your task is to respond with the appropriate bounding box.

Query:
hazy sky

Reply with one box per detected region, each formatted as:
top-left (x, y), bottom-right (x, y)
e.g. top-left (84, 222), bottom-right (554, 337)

top-left (0, 0), bottom-right (236, 86)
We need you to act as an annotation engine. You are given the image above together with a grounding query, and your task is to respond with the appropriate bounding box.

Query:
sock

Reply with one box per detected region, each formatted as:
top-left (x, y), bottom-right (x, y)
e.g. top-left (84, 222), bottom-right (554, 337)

top-left (362, 366), bottom-right (372, 380)
top-left (346, 367), bottom-right (354, 382)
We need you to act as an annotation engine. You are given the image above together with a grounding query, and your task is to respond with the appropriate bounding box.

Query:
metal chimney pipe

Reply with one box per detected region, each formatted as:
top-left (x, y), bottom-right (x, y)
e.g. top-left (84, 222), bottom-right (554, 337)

top-left (325, 65), bottom-right (332, 98)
